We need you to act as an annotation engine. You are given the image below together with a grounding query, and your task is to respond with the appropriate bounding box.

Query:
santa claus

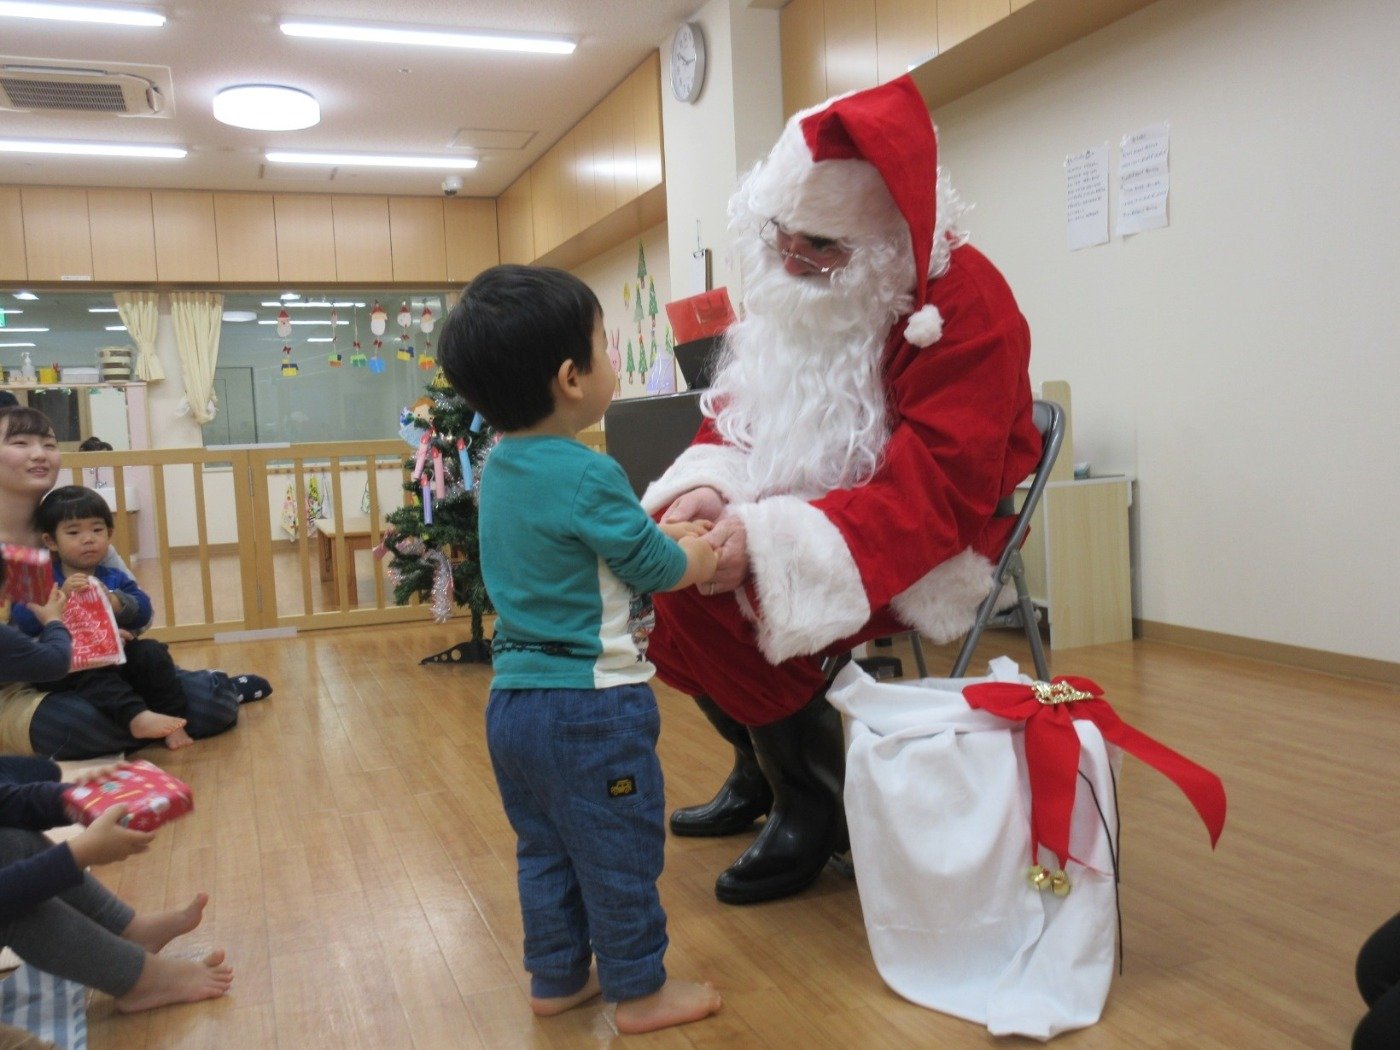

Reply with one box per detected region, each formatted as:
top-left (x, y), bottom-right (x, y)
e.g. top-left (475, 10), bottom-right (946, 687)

top-left (642, 76), bottom-right (1043, 905)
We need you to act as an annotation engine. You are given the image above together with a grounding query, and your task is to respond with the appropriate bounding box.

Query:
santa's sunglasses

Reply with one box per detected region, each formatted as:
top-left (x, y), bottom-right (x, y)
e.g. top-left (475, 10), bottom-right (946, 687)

top-left (758, 219), bottom-right (852, 274)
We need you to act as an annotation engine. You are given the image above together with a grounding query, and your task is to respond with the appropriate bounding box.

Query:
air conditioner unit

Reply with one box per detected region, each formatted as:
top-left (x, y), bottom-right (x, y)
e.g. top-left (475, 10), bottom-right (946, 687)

top-left (0, 64), bottom-right (165, 116)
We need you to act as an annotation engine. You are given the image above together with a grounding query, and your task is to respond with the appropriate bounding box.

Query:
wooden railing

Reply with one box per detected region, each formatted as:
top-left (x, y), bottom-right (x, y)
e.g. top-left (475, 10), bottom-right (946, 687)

top-left (63, 442), bottom-right (442, 641)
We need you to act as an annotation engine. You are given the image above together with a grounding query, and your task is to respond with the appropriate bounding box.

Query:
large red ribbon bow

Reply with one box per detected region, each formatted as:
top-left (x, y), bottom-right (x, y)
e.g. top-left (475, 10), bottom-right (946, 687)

top-left (962, 676), bottom-right (1226, 871)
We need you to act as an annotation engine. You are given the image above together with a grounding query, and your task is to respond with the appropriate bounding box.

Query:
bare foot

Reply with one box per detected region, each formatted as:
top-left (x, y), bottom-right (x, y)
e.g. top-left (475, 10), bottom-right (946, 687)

top-left (615, 979), bottom-right (721, 1034)
top-left (163, 727), bottom-right (195, 750)
top-left (122, 893), bottom-right (209, 954)
top-left (129, 711), bottom-right (188, 740)
top-left (114, 949), bottom-right (233, 1014)
top-left (530, 967), bottom-right (601, 1016)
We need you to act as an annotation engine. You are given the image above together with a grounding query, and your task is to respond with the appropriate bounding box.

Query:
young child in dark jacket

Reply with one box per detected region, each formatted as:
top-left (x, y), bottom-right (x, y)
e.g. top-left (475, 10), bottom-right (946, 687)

top-left (0, 753), bottom-right (234, 1013)
top-left (10, 485), bottom-right (192, 749)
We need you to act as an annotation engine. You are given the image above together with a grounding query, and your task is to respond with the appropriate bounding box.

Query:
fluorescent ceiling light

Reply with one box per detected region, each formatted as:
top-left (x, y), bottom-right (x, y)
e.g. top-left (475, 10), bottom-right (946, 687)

top-left (0, 342), bottom-right (36, 348)
top-left (306, 337), bottom-right (333, 343)
top-left (266, 150), bottom-right (476, 170)
top-left (14, 293), bottom-right (38, 301)
top-left (87, 307), bottom-right (120, 313)
top-left (260, 300), bottom-right (333, 308)
top-left (280, 19), bottom-right (575, 55)
top-left (0, 2), bottom-right (165, 27)
top-left (0, 139), bottom-right (185, 159)
top-left (279, 293), bottom-right (301, 301)
top-left (105, 324), bottom-right (127, 331)
top-left (222, 310), bottom-right (258, 322)
top-left (1, 327), bottom-right (48, 332)
top-left (332, 301), bottom-right (366, 308)
top-left (257, 319), bottom-right (348, 326)
top-left (214, 85), bottom-right (320, 131)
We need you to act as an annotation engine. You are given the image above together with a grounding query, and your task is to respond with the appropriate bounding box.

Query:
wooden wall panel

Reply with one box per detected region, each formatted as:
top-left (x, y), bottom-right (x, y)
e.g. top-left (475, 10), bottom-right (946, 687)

top-left (781, 0), bottom-right (828, 117)
top-left (496, 172), bottom-right (535, 265)
top-left (331, 195), bottom-right (394, 283)
top-left (151, 190), bottom-right (219, 282)
top-left (273, 194), bottom-right (337, 283)
top-left (388, 198), bottom-right (447, 282)
top-left (631, 54), bottom-right (664, 193)
top-left (87, 189), bottom-right (157, 282)
top-left (20, 187), bottom-right (92, 281)
top-left (876, 0), bottom-right (940, 82)
top-left (213, 193), bottom-right (278, 282)
top-left (0, 186), bottom-right (28, 282)
top-left (443, 198), bottom-right (499, 284)
top-left (823, 0), bottom-right (879, 96)
top-left (937, 0), bottom-right (1010, 51)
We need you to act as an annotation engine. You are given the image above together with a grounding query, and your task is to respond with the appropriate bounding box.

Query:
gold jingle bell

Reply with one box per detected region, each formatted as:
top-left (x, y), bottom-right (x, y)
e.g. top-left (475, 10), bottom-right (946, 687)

top-left (1027, 864), bottom-right (1072, 897)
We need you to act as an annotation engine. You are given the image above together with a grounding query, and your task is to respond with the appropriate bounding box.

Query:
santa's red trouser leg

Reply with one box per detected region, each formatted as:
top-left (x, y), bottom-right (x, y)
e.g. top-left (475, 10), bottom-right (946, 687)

top-left (650, 585), bottom-right (908, 903)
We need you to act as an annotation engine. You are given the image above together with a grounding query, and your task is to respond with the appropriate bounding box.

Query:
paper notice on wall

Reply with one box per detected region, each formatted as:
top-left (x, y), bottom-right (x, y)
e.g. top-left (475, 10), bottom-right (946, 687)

top-left (1117, 122), bottom-right (1170, 236)
top-left (1066, 145), bottom-right (1110, 251)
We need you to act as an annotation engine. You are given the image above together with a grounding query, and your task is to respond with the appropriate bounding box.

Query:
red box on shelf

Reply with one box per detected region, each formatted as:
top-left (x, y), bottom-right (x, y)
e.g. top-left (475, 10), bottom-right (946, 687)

top-left (664, 288), bottom-right (737, 344)
top-left (62, 760), bottom-right (193, 833)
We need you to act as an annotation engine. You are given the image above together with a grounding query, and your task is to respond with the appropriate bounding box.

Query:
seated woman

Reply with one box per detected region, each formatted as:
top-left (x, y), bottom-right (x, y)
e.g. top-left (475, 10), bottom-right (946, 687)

top-left (0, 406), bottom-right (268, 759)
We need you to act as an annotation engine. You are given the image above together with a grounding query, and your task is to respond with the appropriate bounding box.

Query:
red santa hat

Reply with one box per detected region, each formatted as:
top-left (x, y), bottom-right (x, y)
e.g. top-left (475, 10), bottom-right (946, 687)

top-left (797, 75), bottom-right (943, 347)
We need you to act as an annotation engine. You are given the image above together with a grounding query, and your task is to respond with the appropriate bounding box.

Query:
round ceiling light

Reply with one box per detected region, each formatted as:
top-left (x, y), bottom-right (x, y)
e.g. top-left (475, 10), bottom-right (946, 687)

top-left (213, 85), bottom-right (320, 131)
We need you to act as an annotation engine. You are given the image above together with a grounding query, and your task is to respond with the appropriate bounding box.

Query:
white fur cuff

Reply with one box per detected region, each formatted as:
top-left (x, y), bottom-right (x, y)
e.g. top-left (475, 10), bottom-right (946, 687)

top-left (733, 497), bottom-right (871, 664)
top-left (889, 547), bottom-right (996, 644)
top-left (640, 443), bottom-right (757, 515)
top-left (904, 304), bottom-right (943, 347)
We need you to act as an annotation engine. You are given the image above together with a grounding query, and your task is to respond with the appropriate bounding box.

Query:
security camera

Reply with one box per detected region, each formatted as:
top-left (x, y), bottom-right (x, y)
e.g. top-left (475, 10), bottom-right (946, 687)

top-left (442, 175), bottom-right (463, 197)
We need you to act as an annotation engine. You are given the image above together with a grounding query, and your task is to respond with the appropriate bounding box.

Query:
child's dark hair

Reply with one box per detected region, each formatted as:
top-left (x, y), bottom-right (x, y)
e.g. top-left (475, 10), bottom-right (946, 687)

top-left (78, 436), bottom-right (113, 452)
top-left (0, 406), bottom-right (56, 441)
top-left (37, 485), bottom-right (114, 535)
top-left (438, 264), bottom-right (602, 432)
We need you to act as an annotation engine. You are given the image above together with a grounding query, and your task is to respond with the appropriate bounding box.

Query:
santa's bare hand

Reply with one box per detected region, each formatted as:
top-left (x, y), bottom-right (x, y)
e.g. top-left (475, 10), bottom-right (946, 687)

top-left (703, 517), bottom-right (749, 594)
top-left (660, 519), bottom-right (712, 541)
top-left (662, 486), bottom-right (724, 526)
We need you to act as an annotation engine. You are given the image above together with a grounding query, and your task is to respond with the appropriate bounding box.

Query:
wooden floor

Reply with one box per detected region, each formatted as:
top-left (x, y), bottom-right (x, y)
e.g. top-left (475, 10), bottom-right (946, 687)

top-left (77, 623), bottom-right (1397, 1049)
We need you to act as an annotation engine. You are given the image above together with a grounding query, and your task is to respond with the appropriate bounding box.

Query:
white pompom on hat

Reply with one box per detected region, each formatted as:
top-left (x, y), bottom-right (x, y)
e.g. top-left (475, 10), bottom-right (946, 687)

top-left (797, 75), bottom-right (944, 347)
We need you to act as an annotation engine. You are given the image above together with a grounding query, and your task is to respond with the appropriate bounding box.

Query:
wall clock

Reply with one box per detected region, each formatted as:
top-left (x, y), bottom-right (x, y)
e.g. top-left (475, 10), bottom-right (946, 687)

top-left (669, 21), bottom-right (706, 104)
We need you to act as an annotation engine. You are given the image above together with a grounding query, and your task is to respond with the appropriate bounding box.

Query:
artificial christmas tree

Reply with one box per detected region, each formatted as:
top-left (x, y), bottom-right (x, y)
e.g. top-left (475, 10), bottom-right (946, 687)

top-left (383, 376), bottom-right (496, 663)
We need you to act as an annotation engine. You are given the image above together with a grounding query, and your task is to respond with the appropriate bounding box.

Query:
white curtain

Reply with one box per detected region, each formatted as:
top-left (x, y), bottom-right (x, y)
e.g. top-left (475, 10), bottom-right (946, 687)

top-left (169, 291), bottom-right (224, 424)
top-left (112, 291), bottom-right (164, 382)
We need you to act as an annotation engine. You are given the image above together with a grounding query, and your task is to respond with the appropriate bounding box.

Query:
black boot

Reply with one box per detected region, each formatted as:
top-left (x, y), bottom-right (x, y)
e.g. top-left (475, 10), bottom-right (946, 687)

top-left (713, 691), bottom-right (847, 905)
top-left (669, 695), bottom-right (774, 837)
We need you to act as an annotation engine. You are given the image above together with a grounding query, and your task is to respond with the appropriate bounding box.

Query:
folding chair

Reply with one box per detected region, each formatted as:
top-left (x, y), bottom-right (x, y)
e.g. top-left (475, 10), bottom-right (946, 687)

top-left (900, 399), bottom-right (1066, 681)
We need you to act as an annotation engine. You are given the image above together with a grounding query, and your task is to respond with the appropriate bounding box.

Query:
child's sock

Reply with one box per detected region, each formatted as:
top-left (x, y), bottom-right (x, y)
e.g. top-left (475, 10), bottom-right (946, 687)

top-left (230, 674), bottom-right (272, 703)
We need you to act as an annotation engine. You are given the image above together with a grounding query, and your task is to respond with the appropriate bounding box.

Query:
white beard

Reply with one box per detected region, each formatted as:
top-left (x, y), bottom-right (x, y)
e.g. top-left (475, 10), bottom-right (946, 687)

top-left (701, 232), bottom-right (914, 498)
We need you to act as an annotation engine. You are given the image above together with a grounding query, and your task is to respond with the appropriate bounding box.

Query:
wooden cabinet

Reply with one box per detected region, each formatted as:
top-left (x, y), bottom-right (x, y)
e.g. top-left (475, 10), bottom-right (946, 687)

top-left (938, 0), bottom-right (1010, 51)
top-left (331, 195), bottom-right (394, 283)
top-left (273, 194), bottom-right (336, 283)
top-left (388, 198), bottom-right (447, 282)
top-left (21, 187), bottom-right (92, 280)
top-left (0, 186), bottom-right (27, 282)
top-left (213, 193), bottom-right (278, 281)
top-left (876, 0), bottom-right (940, 83)
top-left (781, 0), bottom-right (828, 116)
top-left (87, 189), bottom-right (157, 282)
top-left (630, 54), bottom-right (664, 194)
top-left (496, 172), bottom-right (535, 266)
top-left (151, 191), bottom-right (219, 282)
top-left (824, 0), bottom-right (879, 97)
top-left (443, 198), bottom-right (499, 284)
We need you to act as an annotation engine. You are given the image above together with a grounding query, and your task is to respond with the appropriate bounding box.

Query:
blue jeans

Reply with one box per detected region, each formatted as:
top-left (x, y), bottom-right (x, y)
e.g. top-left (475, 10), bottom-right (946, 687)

top-left (487, 684), bottom-right (668, 1003)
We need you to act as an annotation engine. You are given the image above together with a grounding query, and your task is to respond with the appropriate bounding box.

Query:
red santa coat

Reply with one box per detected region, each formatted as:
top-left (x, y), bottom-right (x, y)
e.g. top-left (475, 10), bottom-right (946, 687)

top-left (644, 244), bottom-right (1041, 726)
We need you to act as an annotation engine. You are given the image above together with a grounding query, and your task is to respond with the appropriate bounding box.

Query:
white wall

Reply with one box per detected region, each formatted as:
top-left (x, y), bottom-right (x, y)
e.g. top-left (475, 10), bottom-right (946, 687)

top-left (661, 0), bottom-right (783, 304)
top-left (931, 0), bottom-right (1399, 661)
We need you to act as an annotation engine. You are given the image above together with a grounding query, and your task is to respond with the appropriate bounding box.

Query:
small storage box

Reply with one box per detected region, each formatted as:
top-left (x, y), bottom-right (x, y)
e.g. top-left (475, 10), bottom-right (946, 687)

top-left (60, 366), bottom-right (100, 383)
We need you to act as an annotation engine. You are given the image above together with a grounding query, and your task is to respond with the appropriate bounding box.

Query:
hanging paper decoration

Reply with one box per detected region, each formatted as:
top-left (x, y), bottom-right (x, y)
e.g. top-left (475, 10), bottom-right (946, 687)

top-left (432, 447), bottom-right (446, 500)
top-left (457, 437), bottom-right (473, 492)
top-left (418, 355), bottom-right (435, 371)
top-left (397, 302), bottom-right (412, 330)
top-left (328, 351), bottom-right (343, 367)
top-left (328, 308), bottom-right (341, 365)
top-left (636, 242), bottom-right (648, 280)
top-left (370, 301), bottom-right (387, 337)
top-left (384, 534), bottom-right (453, 622)
top-left (368, 351), bottom-right (386, 374)
top-left (430, 368), bottom-right (451, 390)
top-left (276, 309), bottom-right (291, 338)
top-left (281, 346), bottom-right (299, 377)
top-left (470, 412), bottom-right (485, 433)
top-left (419, 306), bottom-right (434, 334)
top-left (349, 340), bottom-right (367, 368)
top-left (421, 475), bottom-right (434, 524)
top-left (397, 333), bottom-right (414, 362)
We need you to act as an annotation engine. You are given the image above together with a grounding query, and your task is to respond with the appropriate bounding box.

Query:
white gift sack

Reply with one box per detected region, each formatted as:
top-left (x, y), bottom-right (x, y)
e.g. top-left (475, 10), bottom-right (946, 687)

top-left (827, 657), bottom-right (1122, 1041)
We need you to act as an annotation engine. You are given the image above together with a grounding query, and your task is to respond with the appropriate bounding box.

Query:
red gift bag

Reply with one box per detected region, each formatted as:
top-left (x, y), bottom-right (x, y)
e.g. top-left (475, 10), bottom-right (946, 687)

top-left (62, 760), bottom-right (193, 832)
top-left (63, 585), bottom-right (126, 671)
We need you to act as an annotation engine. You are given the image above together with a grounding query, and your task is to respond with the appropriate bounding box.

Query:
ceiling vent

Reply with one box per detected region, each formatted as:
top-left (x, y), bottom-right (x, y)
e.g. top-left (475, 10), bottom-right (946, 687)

top-left (0, 63), bottom-right (167, 116)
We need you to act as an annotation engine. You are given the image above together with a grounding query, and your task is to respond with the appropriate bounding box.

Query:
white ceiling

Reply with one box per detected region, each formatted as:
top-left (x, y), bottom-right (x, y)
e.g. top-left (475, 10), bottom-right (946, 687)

top-left (0, 0), bottom-right (708, 198)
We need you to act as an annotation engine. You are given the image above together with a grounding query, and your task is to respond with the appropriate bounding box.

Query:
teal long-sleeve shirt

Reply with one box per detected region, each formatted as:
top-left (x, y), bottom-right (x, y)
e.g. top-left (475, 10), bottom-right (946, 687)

top-left (480, 435), bottom-right (689, 690)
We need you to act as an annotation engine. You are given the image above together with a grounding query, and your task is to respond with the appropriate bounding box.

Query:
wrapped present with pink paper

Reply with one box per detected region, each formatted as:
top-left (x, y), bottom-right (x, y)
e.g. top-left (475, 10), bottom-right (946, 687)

top-left (62, 760), bottom-right (193, 832)
top-left (0, 544), bottom-right (54, 606)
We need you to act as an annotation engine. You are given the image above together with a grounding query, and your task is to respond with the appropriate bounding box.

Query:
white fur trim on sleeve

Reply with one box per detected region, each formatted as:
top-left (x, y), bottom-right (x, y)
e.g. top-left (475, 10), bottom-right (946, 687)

top-left (889, 547), bottom-right (996, 644)
top-left (904, 304), bottom-right (943, 347)
top-left (640, 443), bottom-right (757, 515)
top-left (732, 497), bottom-right (871, 664)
